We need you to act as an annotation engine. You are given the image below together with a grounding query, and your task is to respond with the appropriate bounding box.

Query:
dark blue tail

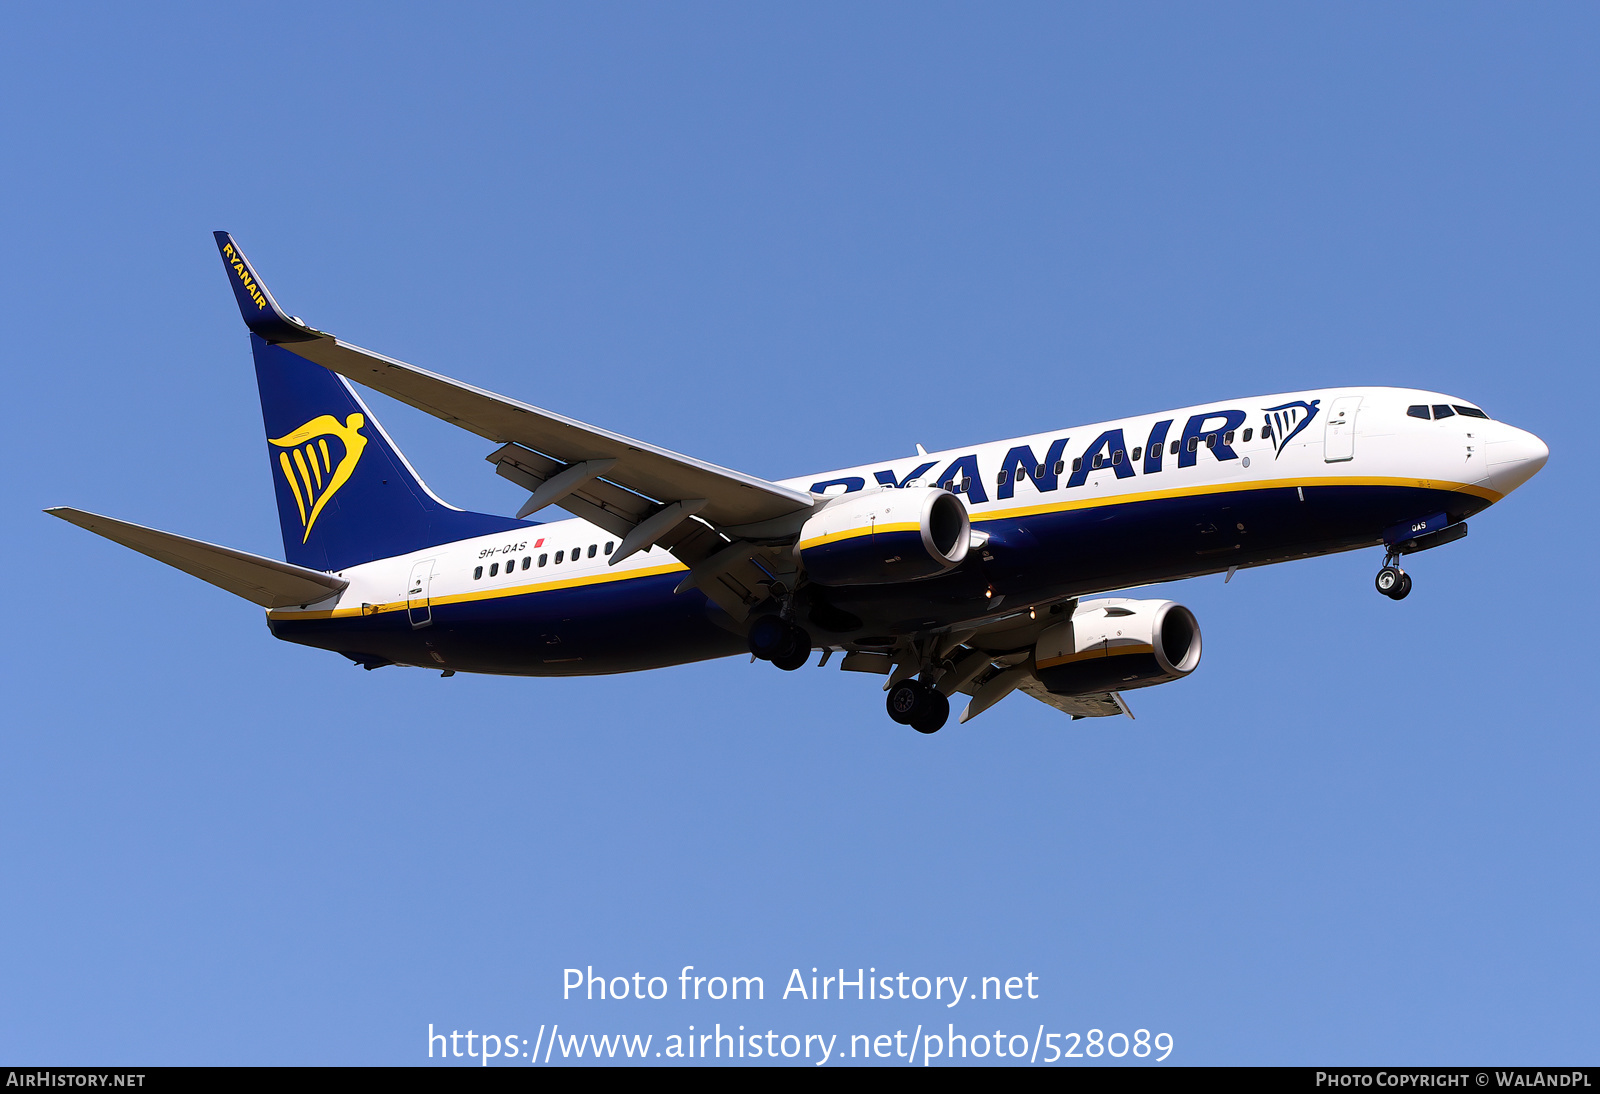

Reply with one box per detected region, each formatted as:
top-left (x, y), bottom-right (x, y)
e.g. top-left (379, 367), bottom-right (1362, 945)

top-left (253, 335), bottom-right (527, 572)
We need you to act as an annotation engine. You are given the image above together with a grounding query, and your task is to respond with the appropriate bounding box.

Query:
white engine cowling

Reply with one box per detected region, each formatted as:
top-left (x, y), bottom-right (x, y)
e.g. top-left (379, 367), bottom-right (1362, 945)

top-left (796, 487), bottom-right (970, 586)
top-left (1032, 598), bottom-right (1201, 695)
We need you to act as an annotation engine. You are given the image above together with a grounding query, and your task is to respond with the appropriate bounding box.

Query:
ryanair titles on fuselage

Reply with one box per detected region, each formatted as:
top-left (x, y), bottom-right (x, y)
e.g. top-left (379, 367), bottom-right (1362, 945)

top-left (802, 405), bottom-right (1266, 504)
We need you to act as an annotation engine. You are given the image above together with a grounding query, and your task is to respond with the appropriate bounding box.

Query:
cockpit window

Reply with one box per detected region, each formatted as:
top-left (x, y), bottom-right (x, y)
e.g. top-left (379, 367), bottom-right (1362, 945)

top-left (1411, 402), bottom-right (1490, 421)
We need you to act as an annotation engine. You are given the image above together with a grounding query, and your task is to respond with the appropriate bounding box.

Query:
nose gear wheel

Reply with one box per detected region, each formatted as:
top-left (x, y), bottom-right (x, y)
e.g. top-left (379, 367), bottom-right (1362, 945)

top-left (1375, 563), bottom-right (1412, 600)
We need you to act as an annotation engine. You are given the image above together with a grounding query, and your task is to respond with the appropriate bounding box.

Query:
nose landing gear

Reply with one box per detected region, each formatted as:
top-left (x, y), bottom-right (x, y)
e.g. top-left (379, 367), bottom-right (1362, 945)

top-left (1375, 559), bottom-right (1412, 600)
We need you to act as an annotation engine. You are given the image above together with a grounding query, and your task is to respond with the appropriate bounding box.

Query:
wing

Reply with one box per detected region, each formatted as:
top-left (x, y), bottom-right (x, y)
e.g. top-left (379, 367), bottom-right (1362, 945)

top-left (901, 601), bottom-right (1130, 723)
top-left (214, 232), bottom-right (814, 618)
top-left (285, 337), bottom-right (815, 531)
top-left (46, 507), bottom-right (349, 609)
top-left (1016, 679), bottom-right (1130, 720)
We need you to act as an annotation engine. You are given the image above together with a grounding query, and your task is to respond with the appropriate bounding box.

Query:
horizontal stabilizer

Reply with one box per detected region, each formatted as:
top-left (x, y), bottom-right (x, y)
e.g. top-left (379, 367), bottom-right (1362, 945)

top-left (45, 507), bottom-right (348, 609)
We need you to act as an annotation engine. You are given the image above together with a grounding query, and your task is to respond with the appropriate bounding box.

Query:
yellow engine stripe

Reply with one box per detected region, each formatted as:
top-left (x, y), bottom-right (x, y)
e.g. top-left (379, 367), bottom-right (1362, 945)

top-left (798, 521), bottom-right (922, 551)
top-left (1035, 642), bottom-right (1155, 670)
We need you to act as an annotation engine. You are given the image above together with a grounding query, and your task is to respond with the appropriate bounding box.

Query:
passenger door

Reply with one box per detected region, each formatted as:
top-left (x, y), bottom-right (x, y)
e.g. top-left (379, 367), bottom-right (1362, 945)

top-left (406, 559), bottom-right (435, 629)
top-left (1324, 396), bottom-right (1362, 463)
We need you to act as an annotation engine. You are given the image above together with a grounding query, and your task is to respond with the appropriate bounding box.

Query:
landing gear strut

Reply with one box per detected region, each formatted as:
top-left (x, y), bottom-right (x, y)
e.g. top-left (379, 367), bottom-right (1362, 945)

top-left (748, 616), bottom-right (813, 671)
top-left (1375, 557), bottom-right (1412, 601)
top-left (885, 679), bottom-right (950, 734)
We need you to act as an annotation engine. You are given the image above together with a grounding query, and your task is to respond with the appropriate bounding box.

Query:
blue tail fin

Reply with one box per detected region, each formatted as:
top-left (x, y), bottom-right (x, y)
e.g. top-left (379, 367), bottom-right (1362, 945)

top-left (218, 231), bottom-right (529, 571)
top-left (254, 336), bottom-right (528, 571)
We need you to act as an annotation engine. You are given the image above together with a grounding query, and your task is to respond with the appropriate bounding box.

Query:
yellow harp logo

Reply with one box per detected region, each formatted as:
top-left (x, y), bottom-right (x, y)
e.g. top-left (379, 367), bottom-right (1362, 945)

top-left (269, 413), bottom-right (368, 542)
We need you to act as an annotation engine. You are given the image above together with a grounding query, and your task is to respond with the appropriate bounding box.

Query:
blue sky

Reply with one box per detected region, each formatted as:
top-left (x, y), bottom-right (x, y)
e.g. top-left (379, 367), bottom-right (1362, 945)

top-left (2, 2), bottom-right (1595, 1065)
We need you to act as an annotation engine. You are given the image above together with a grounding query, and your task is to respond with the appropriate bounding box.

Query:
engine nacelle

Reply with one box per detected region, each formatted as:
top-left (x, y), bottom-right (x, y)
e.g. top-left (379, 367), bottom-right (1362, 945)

top-left (1032, 598), bottom-right (1201, 695)
top-left (796, 487), bottom-right (970, 586)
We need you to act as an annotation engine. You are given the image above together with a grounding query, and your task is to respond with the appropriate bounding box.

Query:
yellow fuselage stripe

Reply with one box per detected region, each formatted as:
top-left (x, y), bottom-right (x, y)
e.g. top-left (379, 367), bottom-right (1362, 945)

top-left (270, 473), bottom-right (1496, 621)
top-left (978, 473), bottom-right (1499, 526)
top-left (271, 561), bottom-right (689, 620)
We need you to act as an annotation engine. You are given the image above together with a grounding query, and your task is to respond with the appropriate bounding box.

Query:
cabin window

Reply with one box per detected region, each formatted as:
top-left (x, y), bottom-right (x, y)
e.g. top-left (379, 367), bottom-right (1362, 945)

top-left (1261, 426), bottom-right (1273, 441)
top-left (1243, 428), bottom-right (1253, 442)
top-left (522, 556), bottom-right (531, 570)
top-left (1131, 446), bottom-right (1143, 461)
top-left (1206, 433), bottom-right (1217, 449)
top-left (473, 566), bottom-right (483, 580)
top-left (1432, 404), bottom-right (1455, 419)
top-left (489, 562), bottom-right (499, 576)
top-left (996, 470), bottom-right (1009, 486)
top-left (1454, 405), bottom-right (1489, 419)
top-left (961, 477), bottom-right (971, 491)
top-left (1072, 458), bottom-right (1082, 472)
top-left (1187, 437), bottom-right (1198, 453)
top-left (588, 544), bottom-right (597, 558)
top-left (539, 553), bottom-right (548, 567)
top-left (1111, 450), bottom-right (1124, 466)
top-left (1033, 465), bottom-right (1046, 480)
top-left (555, 550), bottom-right (564, 564)
top-left (604, 542), bottom-right (614, 554)
top-left (1053, 460), bottom-right (1065, 475)
top-left (1407, 405), bottom-right (1429, 419)
top-left (1224, 430), bottom-right (1235, 445)
top-left (1091, 454), bottom-right (1104, 469)
top-left (1170, 440), bottom-right (1181, 455)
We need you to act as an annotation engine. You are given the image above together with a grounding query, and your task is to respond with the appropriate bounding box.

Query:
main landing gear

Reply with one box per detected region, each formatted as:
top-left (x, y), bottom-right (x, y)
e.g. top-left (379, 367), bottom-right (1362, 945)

top-left (885, 679), bottom-right (951, 734)
top-left (749, 613), bottom-right (955, 734)
top-left (747, 615), bottom-right (813, 671)
top-left (1375, 559), bottom-right (1412, 601)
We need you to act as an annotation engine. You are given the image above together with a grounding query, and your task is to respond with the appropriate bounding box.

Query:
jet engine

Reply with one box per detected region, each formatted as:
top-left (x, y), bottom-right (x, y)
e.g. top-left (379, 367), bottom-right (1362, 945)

top-left (796, 487), bottom-right (970, 586)
top-left (1032, 598), bottom-right (1201, 695)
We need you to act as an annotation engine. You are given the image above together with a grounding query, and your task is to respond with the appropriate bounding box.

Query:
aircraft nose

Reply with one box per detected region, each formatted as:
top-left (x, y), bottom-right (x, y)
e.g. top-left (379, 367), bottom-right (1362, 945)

top-left (1484, 424), bottom-right (1549, 497)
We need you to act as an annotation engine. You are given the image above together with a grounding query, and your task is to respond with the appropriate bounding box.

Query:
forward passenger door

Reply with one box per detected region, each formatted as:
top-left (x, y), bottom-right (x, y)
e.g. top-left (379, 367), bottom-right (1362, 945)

top-left (1324, 396), bottom-right (1362, 462)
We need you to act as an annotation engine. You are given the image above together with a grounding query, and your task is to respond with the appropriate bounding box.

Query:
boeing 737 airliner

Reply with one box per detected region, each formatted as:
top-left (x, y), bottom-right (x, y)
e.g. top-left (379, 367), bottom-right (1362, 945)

top-left (47, 233), bottom-right (1550, 732)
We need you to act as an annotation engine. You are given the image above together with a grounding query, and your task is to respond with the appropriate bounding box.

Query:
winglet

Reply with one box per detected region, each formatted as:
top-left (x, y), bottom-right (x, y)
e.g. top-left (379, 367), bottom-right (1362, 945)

top-left (213, 231), bottom-right (323, 343)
